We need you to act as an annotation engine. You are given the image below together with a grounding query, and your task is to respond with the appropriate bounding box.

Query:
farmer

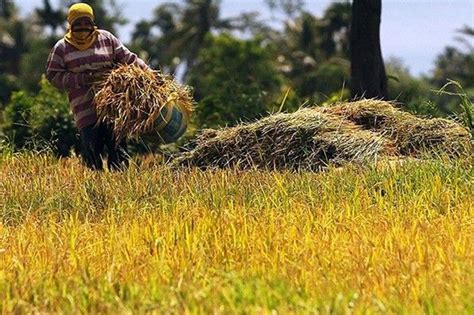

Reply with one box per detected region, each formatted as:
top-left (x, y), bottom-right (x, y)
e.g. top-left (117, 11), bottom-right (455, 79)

top-left (46, 3), bottom-right (148, 170)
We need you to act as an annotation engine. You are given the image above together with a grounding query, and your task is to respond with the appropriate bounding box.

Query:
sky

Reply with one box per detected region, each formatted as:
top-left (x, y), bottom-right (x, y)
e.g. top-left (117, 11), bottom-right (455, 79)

top-left (17, 0), bottom-right (474, 77)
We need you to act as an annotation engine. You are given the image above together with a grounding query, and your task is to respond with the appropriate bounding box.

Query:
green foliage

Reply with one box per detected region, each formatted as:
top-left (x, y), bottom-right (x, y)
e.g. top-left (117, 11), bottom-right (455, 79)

top-left (0, 0), bottom-right (53, 100)
top-left (130, 0), bottom-right (257, 77)
top-left (0, 6), bottom-right (27, 104)
top-left (385, 58), bottom-right (441, 116)
top-left (0, 135), bottom-right (13, 155)
top-left (0, 0), bottom-right (17, 19)
top-left (189, 34), bottom-right (282, 128)
top-left (302, 58), bottom-right (350, 104)
top-left (1, 90), bottom-right (33, 148)
top-left (1, 76), bottom-right (79, 156)
top-left (318, 2), bottom-right (351, 59)
top-left (431, 47), bottom-right (474, 89)
top-left (437, 80), bottom-right (474, 136)
top-left (19, 37), bottom-right (53, 93)
top-left (0, 74), bottom-right (19, 107)
top-left (271, 4), bottom-right (351, 102)
top-left (429, 29), bottom-right (474, 114)
top-left (265, 0), bottom-right (305, 18)
top-left (35, 0), bottom-right (64, 35)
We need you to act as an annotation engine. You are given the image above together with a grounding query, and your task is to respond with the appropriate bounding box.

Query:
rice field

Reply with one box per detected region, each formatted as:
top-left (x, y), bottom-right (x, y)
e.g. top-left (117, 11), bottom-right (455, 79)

top-left (0, 153), bottom-right (473, 314)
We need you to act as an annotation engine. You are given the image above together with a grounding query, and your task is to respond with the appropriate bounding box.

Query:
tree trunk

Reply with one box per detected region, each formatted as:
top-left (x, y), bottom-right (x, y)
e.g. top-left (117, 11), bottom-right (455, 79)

top-left (350, 0), bottom-right (388, 100)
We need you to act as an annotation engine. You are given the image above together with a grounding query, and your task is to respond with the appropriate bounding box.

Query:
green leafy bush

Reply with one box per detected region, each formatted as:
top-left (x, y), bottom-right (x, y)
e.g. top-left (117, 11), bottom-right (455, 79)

top-left (300, 58), bottom-right (350, 105)
top-left (1, 76), bottom-right (79, 156)
top-left (385, 59), bottom-right (441, 117)
top-left (189, 34), bottom-right (282, 128)
top-left (1, 90), bottom-right (34, 149)
top-left (0, 74), bottom-right (20, 109)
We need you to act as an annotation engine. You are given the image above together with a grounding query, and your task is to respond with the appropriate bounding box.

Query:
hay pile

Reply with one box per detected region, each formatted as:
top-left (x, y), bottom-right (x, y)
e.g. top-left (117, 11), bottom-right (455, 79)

top-left (176, 100), bottom-right (471, 170)
top-left (94, 64), bottom-right (193, 141)
top-left (176, 109), bottom-right (395, 171)
top-left (323, 100), bottom-right (470, 156)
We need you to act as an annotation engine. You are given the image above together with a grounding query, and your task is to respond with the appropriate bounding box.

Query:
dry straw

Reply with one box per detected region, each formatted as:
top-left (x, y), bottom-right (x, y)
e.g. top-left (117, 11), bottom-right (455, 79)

top-left (323, 99), bottom-right (471, 156)
top-left (176, 109), bottom-right (395, 171)
top-left (94, 64), bottom-right (193, 141)
top-left (177, 100), bottom-right (471, 170)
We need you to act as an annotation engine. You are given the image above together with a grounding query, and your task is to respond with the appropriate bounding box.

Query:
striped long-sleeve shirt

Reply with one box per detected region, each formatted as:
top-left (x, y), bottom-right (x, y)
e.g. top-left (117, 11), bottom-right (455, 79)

top-left (46, 29), bottom-right (148, 130)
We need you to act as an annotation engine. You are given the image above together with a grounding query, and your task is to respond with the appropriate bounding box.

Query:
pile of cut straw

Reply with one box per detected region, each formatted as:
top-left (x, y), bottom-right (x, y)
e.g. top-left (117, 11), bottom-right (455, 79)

top-left (176, 100), bottom-right (471, 170)
top-left (323, 100), bottom-right (471, 156)
top-left (94, 64), bottom-right (193, 141)
top-left (176, 109), bottom-right (395, 170)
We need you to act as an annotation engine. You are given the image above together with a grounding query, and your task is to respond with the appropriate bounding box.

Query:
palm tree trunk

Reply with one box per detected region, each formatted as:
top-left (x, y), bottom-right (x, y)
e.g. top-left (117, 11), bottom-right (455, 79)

top-left (350, 0), bottom-right (388, 100)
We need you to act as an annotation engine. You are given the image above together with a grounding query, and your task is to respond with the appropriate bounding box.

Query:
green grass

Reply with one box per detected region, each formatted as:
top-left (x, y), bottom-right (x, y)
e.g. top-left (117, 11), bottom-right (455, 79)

top-left (0, 153), bottom-right (473, 314)
top-left (437, 79), bottom-right (474, 136)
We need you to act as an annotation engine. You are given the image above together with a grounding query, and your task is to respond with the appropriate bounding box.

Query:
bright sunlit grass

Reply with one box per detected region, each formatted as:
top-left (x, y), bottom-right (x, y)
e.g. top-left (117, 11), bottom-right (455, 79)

top-left (0, 153), bottom-right (473, 313)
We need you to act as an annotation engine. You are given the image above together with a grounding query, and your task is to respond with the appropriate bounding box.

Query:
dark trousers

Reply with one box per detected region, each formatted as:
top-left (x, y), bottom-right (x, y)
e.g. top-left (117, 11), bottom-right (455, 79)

top-left (80, 122), bottom-right (129, 171)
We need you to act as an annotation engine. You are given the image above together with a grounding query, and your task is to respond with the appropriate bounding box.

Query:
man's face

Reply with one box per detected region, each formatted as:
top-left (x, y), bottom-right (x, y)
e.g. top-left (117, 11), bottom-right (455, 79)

top-left (71, 17), bottom-right (94, 38)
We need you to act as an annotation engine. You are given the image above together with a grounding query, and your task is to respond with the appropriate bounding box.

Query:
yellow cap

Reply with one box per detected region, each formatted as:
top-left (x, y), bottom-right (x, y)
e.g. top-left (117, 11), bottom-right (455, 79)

top-left (67, 3), bottom-right (95, 25)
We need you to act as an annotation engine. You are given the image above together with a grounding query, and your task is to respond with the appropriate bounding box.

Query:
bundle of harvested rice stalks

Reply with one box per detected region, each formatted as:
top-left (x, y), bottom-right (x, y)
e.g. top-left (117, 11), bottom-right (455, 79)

top-left (175, 109), bottom-right (395, 171)
top-left (94, 64), bottom-right (194, 143)
top-left (176, 100), bottom-right (471, 171)
top-left (323, 99), bottom-right (472, 156)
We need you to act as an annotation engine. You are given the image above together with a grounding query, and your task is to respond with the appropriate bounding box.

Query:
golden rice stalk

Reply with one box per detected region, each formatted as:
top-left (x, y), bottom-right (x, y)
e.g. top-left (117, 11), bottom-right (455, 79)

top-left (94, 64), bottom-right (194, 141)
